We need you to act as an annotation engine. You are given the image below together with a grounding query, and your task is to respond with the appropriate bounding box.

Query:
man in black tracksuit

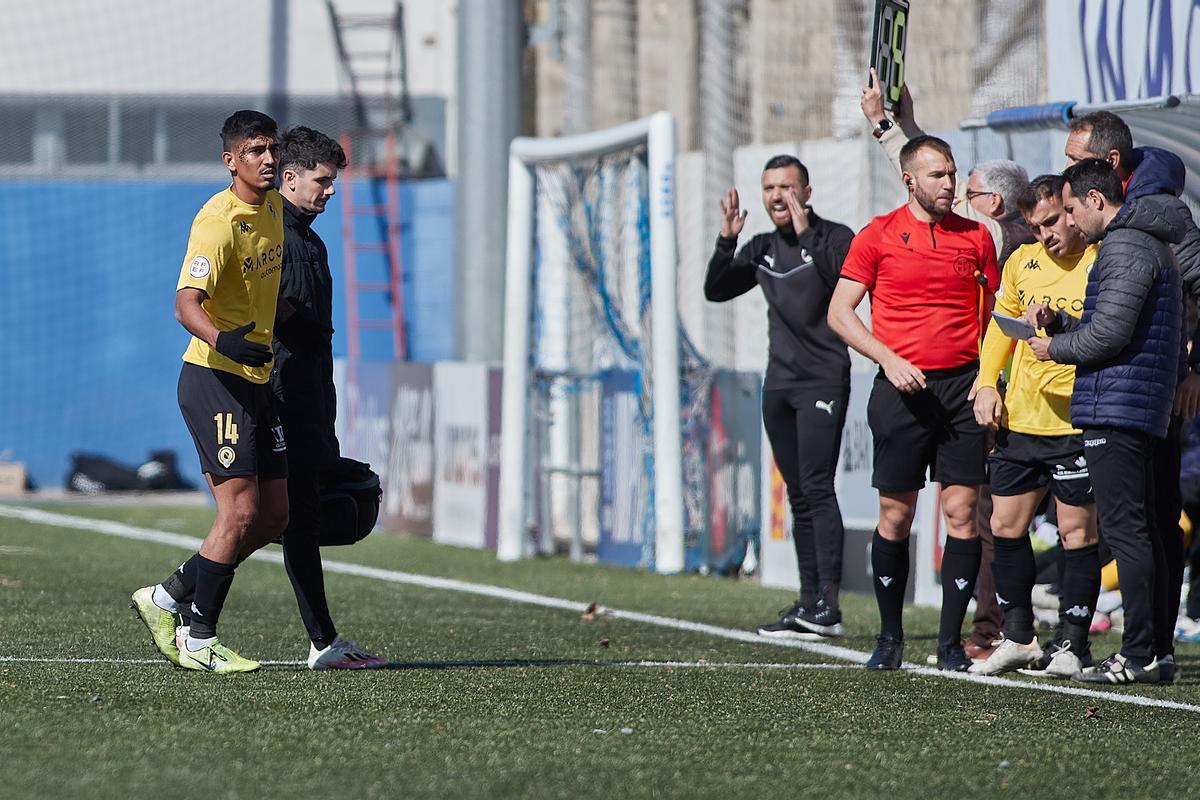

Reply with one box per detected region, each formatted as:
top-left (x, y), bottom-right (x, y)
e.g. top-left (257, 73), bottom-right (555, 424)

top-left (1027, 158), bottom-right (1184, 684)
top-left (704, 155), bottom-right (854, 640)
top-left (272, 126), bottom-right (386, 670)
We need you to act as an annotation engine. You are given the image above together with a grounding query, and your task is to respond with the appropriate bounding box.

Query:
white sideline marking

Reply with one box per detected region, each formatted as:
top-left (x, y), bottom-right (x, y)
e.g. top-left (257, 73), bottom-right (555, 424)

top-left (0, 656), bottom-right (304, 666)
top-left (3, 503), bottom-right (1200, 715)
top-left (0, 655), bottom-right (851, 671)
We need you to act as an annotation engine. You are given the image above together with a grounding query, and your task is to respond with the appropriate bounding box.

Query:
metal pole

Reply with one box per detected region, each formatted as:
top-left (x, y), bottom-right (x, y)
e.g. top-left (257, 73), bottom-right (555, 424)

top-left (456, 0), bottom-right (524, 363)
top-left (267, 0), bottom-right (289, 125)
top-left (563, 0), bottom-right (593, 135)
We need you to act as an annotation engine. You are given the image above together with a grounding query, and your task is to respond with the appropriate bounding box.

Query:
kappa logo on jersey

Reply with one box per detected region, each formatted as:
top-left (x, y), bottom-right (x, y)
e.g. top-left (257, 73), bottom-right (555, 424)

top-left (238, 221), bottom-right (251, 234)
top-left (189, 255), bottom-right (211, 279)
top-left (900, 232), bottom-right (910, 245)
top-left (217, 446), bottom-right (236, 468)
top-left (1065, 605), bottom-right (1091, 618)
top-left (1024, 258), bottom-right (1041, 270)
top-left (954, 578), bottom-right (969, 591)
top-left (815, 399), bottom-right (836, 416)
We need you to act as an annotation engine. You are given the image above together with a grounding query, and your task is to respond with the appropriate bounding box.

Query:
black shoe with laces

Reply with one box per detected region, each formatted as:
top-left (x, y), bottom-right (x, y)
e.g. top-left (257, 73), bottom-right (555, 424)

top-left (756, 600), bottom-right (815, 639)
top-left (865, 634), bottom-right (904, 670)
top-left (1075, 652), bottom-right (1160, 684)
top-left (937, 642), bottom-right (971, 672)
top-left (796, 600), bottom-right (845, 638)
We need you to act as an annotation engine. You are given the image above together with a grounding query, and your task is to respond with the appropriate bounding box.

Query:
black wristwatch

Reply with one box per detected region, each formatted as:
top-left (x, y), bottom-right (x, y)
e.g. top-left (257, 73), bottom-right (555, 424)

top-left (872, 118), bottom-right (894, 140)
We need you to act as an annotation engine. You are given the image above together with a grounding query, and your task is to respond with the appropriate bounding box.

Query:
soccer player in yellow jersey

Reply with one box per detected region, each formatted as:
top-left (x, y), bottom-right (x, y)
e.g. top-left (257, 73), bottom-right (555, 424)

top-left (967, 174), bottom-right (1100, 678)
top-left (129, 110), bottom-right (288, 673)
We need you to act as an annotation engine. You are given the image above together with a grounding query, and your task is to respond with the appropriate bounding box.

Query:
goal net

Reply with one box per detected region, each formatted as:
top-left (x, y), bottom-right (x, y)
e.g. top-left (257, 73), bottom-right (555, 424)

top-left (498, 112), bottom-right (709, 573)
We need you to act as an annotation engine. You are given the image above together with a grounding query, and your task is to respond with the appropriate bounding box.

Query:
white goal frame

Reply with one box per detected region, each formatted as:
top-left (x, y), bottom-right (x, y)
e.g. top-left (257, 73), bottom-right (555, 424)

top-left (497, 111), bottom-right (684, 574)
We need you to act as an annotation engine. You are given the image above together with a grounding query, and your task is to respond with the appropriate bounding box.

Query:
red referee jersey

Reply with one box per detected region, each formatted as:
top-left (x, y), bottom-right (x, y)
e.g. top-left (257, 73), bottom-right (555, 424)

top-left (840, 205), bottom-right (999, 371)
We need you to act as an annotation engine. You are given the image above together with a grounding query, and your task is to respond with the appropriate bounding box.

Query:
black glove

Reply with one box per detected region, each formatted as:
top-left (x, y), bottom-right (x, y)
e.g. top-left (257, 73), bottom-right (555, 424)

top-left (215, 322), bottom-right (272, 367)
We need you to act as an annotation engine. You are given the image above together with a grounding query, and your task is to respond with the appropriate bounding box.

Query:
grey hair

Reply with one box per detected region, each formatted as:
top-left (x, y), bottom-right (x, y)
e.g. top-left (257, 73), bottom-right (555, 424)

top-left (969, 160), bottom-right (1030, 214)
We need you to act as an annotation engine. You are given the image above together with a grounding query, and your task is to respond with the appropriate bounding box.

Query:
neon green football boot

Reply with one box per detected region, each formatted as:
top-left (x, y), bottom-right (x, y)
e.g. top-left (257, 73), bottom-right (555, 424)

top-left (130, 586), bottom-right (181, 666)
top-left (177, 639), bottom-right (261, 674)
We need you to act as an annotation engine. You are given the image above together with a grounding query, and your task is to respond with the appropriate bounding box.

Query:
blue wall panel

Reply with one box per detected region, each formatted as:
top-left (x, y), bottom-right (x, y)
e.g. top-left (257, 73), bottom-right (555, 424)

top-left (0, 178), bottom-right (455, 489)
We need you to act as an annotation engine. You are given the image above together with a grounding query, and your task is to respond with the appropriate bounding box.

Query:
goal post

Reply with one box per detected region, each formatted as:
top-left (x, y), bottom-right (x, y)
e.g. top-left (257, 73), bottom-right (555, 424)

top-left (497, 111), bottom-right (685, 573)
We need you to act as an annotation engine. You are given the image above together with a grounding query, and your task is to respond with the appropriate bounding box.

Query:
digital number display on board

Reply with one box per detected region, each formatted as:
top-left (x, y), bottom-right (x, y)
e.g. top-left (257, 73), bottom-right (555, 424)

top-left (870, 0), bottom-right (910, 112)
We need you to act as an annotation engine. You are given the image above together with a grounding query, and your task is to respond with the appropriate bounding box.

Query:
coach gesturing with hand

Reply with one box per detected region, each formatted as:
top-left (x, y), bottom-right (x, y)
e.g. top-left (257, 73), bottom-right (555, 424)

top-left (705, 155), bottom-right (855, 641)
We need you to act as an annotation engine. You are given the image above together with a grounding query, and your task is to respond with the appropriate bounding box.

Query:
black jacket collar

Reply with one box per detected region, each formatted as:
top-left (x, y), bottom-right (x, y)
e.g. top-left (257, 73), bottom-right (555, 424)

top-left (282, 196), bottom-right (318, 230)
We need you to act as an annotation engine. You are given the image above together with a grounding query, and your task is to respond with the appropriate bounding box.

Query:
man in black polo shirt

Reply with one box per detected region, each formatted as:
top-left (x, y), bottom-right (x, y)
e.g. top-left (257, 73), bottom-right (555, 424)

top-left (705, 155), bottom-right (855, 639)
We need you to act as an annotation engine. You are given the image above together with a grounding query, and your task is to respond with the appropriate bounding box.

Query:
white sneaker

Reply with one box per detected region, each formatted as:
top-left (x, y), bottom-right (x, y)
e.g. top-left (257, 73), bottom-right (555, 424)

top-left (968, 637), bottom-right (1042, 675)
top-left (1043, 641), bottom-right (1084, 678)
top-left (1176, 615), bottom-right (1200, 643)
top-left (307, 635), bottom-right (389, 670)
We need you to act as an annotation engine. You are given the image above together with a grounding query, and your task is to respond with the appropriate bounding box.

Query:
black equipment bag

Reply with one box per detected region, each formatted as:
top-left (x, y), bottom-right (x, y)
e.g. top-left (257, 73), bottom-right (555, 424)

top-left (317, 457), bottom-right (382, 546)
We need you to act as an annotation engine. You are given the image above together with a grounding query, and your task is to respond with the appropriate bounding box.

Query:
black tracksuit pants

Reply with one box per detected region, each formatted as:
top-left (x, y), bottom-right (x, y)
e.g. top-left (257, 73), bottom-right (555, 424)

top-left (762, 384), bottom-right (849, 608)
top-left (1085, 427), bottom-right (1160, 665)
top-left (282, 470), bottom-right (338, 650)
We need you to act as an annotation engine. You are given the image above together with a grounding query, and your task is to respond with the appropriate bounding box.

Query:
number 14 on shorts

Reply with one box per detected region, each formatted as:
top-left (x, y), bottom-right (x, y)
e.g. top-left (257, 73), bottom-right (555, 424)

top-left (214, 412), bottom-right (240, 445)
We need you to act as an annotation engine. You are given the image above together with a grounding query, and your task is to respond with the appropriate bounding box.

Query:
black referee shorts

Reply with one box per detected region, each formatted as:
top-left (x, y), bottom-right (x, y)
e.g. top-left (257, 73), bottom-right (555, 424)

top-left (989, 427), bottom-right (1093, 507)
top-left (867, 361), bottom-right (987, 492)
top-left (178, 362), bottom-right (288, 480)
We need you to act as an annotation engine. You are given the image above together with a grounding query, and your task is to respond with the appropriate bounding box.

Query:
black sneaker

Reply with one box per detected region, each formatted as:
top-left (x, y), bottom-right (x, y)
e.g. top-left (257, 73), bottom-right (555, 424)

top-left (1158, 654), bottom-right (1183, 685)
top-left (937, 642), bottom-right (971, 672)
top-left (757, 601), bottom-right (817, 640)
top-left (865, 634), bottom-right (904, 670)
top-left (796, 600), bottom-right (845, 638)
top-left (1075, 652), bottom-right (1160, 684)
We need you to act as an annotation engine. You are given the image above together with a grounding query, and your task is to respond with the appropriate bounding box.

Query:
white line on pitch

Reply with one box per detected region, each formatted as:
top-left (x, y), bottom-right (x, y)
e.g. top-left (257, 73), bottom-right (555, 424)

top-left (0, 655), bottom-right (852, 670)
top-left (3, 503), bottom-right (1199, 715)
top-left (0, 656), bottom-right (305, 666)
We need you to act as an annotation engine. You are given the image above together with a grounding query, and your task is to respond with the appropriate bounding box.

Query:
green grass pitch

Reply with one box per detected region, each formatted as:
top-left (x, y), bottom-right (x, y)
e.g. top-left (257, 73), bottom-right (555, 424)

top-left (1, 501), bottom-right (1198, 799)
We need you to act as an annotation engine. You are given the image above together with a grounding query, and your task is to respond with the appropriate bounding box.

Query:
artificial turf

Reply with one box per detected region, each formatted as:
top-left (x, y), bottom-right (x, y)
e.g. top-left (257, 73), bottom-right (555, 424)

top-left (1, 501), bottom-right (1197, 799)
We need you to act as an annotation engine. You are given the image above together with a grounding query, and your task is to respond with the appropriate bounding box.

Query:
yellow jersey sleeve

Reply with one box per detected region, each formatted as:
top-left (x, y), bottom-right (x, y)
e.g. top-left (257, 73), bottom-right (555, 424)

top-left (978, 250), bottom-right (1022, 390)
top-left (177, 214), bottom-right (235, 295)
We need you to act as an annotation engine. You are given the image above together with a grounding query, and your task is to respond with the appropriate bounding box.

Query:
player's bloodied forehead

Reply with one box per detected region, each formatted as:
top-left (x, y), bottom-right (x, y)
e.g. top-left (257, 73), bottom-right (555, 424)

top-left (237, 135), bottom-right (279, 162)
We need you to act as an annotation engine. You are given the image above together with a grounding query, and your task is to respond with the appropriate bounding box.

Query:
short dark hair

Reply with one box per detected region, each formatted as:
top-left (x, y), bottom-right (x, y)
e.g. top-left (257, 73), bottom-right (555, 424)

top-left (1015, 173), bottom-right (1066, 215)
top-left (762, 154), bottom-right (809, 186)
top-left (1068, 111), bottom-right (1134, 166)
top-left (279, 126), bottom-right (348, 173)
top-left (1062, 158), bottom-right (1125, 204)
top-left (221, 110), bottom-right (278, 151)
top-left (899, 135), bottom-right (954, 172)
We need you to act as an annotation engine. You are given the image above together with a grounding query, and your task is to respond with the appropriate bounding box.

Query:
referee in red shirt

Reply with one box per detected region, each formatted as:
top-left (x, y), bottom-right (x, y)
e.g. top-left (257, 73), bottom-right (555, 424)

top-left (828, 135), bottom-right (999, 671)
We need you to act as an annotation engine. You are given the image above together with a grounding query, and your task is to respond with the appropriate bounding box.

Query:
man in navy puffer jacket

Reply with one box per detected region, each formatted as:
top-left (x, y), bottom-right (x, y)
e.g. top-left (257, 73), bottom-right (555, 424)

top-left (1027, 158), bottom-right (1183, 684)
top-left (1065, 111), bottom-right (1200, 680)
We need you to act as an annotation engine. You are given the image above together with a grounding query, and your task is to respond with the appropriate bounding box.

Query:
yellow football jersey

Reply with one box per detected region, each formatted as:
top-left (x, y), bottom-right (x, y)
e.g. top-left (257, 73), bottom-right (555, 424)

top-left (176, 188), bottom-right (285, 384)
top-left (978, 241), bottom-right (1099, 436)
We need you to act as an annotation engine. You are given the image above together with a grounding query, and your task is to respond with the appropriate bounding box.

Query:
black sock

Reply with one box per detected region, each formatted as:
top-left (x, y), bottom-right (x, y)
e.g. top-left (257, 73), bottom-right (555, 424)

top-left (1060, 544), bottom-right (1101, 651)
top-left (992, 536), bottom-right (1036, 644)
top-left (939, 537), bottom-right (981, 649)
top-left (188, 555), bottom-right (237, 640)
top-left (161, 553), bottom-right (202, 603)
top-left (872, 530), bottom-right (909, 639)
